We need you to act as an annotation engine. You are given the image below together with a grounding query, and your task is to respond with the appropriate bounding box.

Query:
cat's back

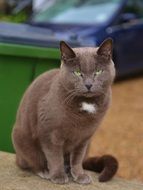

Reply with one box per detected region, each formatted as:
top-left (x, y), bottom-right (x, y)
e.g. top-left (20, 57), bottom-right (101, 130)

top-left (23, 68), bottom-right (59, 98)
top-left (16, 69), bottom-right (59, 121)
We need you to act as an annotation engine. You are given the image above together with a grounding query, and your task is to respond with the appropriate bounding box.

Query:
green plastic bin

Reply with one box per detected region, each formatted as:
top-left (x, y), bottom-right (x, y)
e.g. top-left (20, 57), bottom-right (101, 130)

top-left (0, 42), bottom-right (60, 152)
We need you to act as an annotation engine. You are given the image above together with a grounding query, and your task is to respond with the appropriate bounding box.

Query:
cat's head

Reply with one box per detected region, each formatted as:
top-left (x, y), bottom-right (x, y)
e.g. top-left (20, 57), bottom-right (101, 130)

top-left (59, 39), bottom-right (115, 97)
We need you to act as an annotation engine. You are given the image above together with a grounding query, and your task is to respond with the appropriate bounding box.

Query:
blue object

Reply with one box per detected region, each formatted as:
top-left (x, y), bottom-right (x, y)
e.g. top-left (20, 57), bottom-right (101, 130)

top-left (1, 0), bottom-right (143, 78)
top-left (7, 0), bottom-right (32, 13)
top-left (13, 0), bottom-right (32, 13)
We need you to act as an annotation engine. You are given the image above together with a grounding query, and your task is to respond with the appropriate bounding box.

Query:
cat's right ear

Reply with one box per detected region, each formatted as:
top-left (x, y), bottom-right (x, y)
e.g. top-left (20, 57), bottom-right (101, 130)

top-left (60, 41), bottom-right (76, 61)
top-left (97, 38), bottom-right (113, 60)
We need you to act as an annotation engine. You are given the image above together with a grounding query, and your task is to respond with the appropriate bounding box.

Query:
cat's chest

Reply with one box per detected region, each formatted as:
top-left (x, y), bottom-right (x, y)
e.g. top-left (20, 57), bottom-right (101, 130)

top-left (79, 102), bottom-right (97, 114)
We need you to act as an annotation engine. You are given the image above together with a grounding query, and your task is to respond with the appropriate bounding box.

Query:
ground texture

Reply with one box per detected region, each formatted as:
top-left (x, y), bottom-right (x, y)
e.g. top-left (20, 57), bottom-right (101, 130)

top-left (0, 151), bottom-right (143, 190)
top-left (89, 76), bottom-right (143, 182)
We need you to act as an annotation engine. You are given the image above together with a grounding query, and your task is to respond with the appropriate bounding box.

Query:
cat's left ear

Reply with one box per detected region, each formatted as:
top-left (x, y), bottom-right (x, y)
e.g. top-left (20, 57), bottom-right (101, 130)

top-left (60, 41), bottom-right (76, 61)
top-left (97, 38), bottom-right (113, 59)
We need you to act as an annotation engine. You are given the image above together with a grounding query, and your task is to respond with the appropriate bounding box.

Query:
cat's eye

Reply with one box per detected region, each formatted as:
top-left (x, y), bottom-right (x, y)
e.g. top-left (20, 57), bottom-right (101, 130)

top-left (74, 70), bottom-right (82, 77)
top-left (94, 69), bottom-right (103, 76)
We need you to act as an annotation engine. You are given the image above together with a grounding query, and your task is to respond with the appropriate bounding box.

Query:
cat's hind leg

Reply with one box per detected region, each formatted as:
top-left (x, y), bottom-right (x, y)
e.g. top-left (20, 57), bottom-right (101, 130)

top-left (16, 154), bottom-right (30, 170)
top-left (16, 153), bottom-right (49, 179)
top-left (12, 127), bottom-right (47, 176)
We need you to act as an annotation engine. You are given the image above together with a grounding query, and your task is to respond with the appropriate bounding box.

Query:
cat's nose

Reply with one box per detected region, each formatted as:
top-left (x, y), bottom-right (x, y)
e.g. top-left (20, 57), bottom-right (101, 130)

top-left (85, 84), bottom-right (92, 91)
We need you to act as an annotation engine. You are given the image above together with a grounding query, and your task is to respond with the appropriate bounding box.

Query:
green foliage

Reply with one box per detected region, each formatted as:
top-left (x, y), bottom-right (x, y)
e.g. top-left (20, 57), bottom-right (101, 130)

top-left (0, 11), bottom-right (28, 23)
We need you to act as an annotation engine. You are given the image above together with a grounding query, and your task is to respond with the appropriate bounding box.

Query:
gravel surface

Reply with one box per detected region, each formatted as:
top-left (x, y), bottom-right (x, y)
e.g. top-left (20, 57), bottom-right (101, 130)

top-left (1, 151), bottom-right (143, 190)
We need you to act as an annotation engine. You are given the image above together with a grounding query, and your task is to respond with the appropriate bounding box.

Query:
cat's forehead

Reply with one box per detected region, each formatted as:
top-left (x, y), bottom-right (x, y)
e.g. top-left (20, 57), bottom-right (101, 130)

top-left (73, 47), bottom-right (98, 72)
top-left (73, 47), bottom-right (97, 57)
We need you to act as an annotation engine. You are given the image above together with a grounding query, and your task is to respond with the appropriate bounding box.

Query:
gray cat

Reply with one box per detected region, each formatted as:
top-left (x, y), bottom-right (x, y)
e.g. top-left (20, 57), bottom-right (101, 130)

top-left (12, 39), bottom-right (118, 184)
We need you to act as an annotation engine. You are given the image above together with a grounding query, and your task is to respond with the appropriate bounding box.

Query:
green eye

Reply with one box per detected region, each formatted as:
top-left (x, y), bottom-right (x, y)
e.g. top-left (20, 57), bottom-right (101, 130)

top-left (95, 69), bottom-right (103, 76)
top-left (74, 70), bottom-right (82, 76)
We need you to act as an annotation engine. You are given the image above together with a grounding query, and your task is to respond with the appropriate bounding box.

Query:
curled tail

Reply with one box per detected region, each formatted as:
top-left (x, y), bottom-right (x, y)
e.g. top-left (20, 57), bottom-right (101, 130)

top-left (83, 155), bottom-right (118, 182)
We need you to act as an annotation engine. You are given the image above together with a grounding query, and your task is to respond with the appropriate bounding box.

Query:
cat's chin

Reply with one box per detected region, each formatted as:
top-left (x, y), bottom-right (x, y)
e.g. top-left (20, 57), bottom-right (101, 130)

top-left (82, 92), bottom-right (96, 98)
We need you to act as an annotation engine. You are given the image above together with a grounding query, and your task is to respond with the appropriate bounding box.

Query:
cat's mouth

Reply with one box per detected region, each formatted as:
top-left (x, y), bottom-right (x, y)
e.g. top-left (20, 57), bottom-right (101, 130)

top-left (83, 91), bottom-right (95, 97)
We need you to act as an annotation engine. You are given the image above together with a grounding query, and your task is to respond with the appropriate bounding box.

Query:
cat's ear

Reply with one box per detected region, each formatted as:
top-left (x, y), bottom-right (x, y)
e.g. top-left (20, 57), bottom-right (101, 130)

top-left (97, 38), bottom-right (113, 59)
top-left (60, 41), bottom-right (76, 60)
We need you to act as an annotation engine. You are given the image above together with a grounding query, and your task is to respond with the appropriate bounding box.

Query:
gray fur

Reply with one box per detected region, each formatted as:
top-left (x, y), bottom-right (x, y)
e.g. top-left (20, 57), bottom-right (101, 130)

top-left (12, 39), bottom-right (115, 184)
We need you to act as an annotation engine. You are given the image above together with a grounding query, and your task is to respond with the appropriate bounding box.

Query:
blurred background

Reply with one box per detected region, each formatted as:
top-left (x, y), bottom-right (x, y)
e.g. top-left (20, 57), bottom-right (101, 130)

top-left (0, 0), bottom-right (143, 182)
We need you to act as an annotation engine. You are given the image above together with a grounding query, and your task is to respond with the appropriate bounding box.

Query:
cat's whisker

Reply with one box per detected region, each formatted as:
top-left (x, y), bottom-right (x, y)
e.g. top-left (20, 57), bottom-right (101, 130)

top-left (63, 90), bottom-right (77, 105)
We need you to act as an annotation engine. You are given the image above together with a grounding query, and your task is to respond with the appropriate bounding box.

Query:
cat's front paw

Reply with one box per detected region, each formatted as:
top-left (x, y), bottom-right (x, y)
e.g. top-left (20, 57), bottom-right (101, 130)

top-left (50, 172), bottom-right (69, 184)
top-left (73, 173), bottom-right (92, 184)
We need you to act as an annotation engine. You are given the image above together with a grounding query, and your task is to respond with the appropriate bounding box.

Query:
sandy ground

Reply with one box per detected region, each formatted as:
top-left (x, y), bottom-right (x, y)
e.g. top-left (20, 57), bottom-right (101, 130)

top-left (89, 76), bottom-right (143, 182)
top-left (1, 152), bottom-right (143, 190)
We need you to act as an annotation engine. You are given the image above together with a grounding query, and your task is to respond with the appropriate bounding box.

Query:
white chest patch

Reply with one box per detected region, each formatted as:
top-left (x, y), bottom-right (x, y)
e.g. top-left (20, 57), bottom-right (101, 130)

top-left (80, 102), bottom-right (96, 114)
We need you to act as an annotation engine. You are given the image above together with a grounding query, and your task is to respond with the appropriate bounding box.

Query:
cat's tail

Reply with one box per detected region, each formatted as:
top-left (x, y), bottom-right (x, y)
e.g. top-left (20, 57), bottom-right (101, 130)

top-left (83, 155), bottom-right (118, 182)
